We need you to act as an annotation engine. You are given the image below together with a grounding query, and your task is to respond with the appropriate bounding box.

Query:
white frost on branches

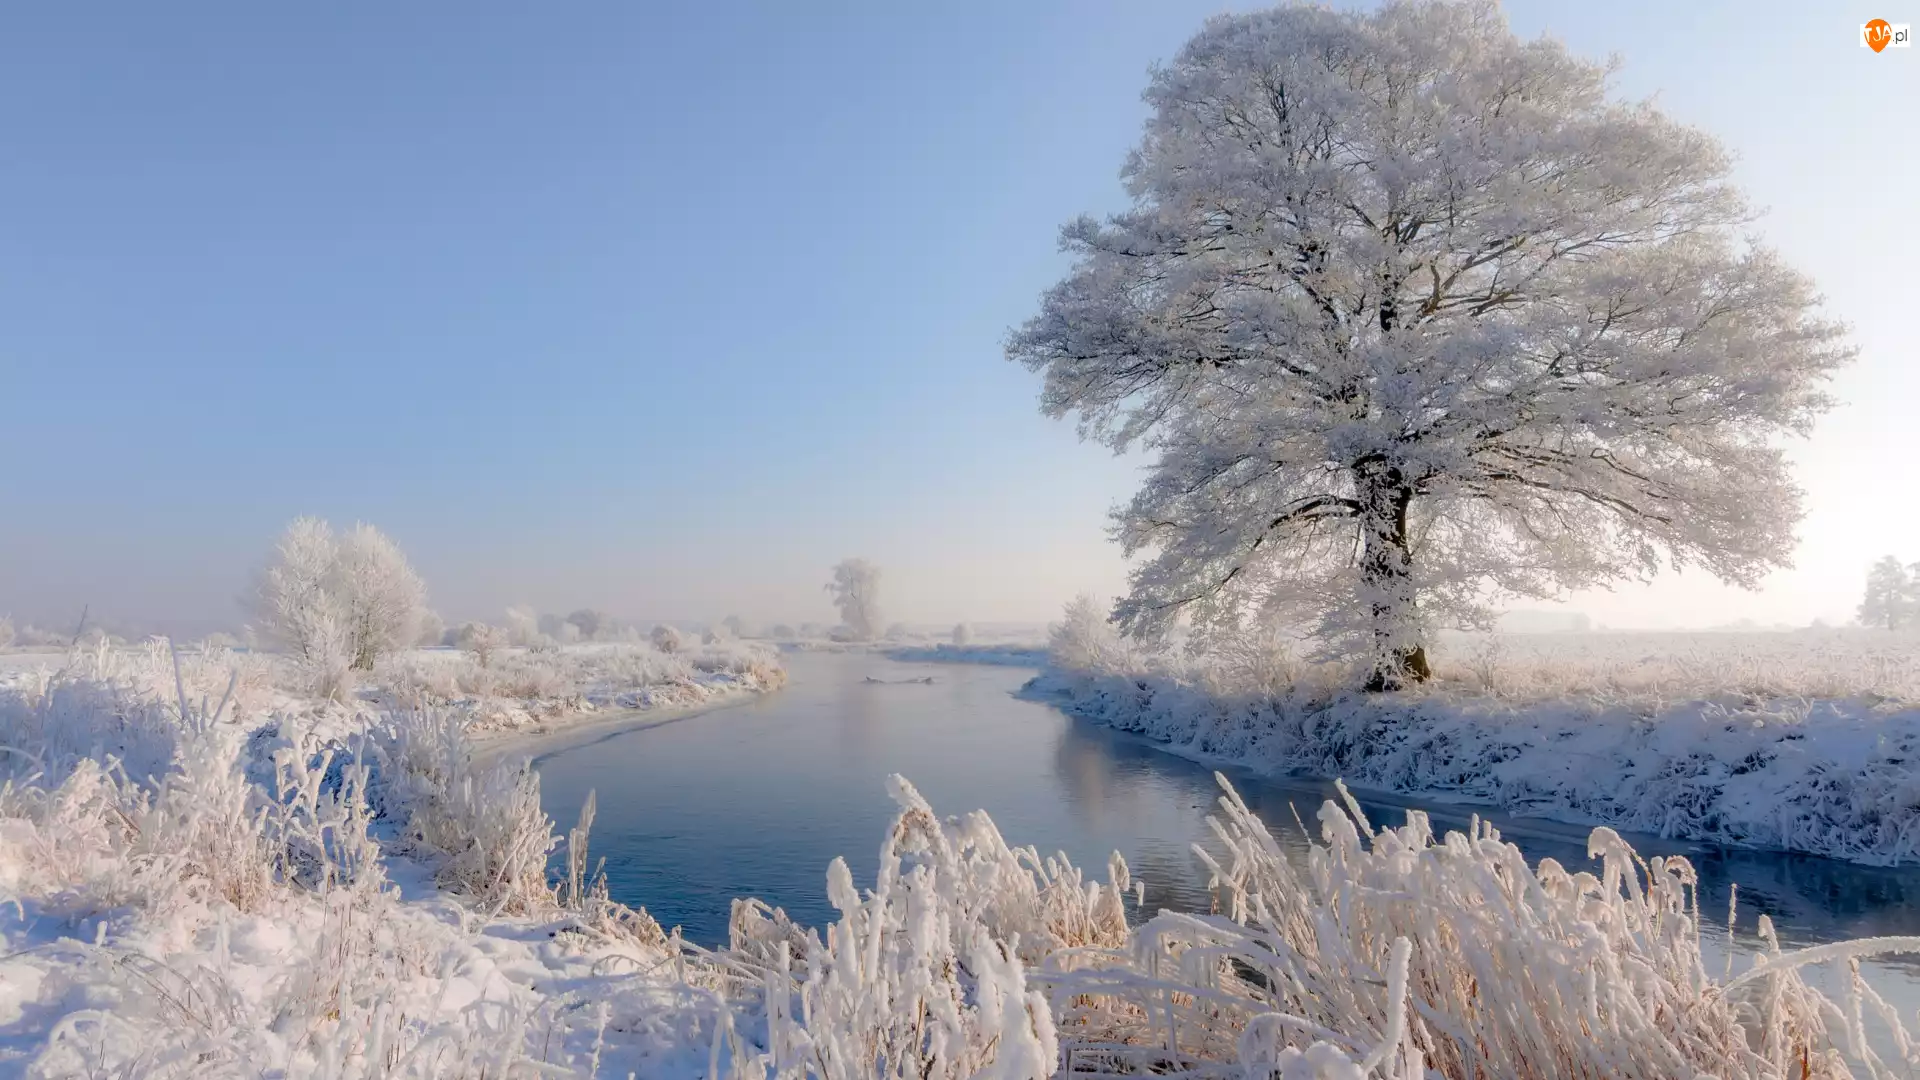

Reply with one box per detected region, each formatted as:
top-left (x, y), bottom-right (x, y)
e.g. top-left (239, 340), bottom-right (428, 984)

top-left (248, 517), bottom-right (428, 673)
top-left (826, 558), bottom-right (883, 641)
top-left (1008, 0), bottom-right (1851, 688)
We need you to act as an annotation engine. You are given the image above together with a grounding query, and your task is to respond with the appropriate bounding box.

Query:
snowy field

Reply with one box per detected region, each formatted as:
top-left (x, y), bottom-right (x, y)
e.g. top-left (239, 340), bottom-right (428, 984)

top-left (1030, 625), bottom-right (1920, 866)
top-left (3, 635), bottom-right (1920, 1076)
top-left (882, 643), bottom-right (1049, 667)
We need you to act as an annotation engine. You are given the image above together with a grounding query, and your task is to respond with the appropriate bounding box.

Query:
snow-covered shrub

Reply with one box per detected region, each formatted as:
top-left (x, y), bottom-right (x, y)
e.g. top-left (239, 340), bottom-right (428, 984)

top-left (687, 641), bottom-right (787, 687)
top-left (368, 708), bottom-right (557, 914)
top-left (1037, 773), bottom-right (1918, 1079)
top-left (741, 775), bottom-right (1065, 1080)
top-left (650, 624), bottom-right (685, 654)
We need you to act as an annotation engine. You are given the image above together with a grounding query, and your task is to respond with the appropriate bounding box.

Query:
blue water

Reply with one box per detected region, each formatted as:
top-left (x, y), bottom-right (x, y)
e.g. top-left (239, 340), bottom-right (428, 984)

top-left (532, 652), bottom-right (1920, 976)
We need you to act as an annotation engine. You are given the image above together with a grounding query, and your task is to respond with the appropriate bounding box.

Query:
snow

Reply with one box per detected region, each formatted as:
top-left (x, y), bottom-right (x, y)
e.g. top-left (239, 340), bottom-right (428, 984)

top-left (883, 644), bottom-right (1049, 667)
top-left (1027, 629), bottom-right (1920, 866)
top-left (3, 635), bottom-right (1920, 1076)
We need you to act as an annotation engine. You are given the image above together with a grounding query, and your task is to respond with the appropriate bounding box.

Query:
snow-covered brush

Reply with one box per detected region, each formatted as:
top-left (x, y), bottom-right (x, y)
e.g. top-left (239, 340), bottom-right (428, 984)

top-left (734, 775), bottom-right (1066, 1080)
top-left (1033, 774), bottom-right (1920, 1079)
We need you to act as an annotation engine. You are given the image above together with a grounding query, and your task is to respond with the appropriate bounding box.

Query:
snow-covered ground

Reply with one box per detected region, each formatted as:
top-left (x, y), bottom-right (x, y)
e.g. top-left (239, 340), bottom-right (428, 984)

top-left (883, 644), bottom-right (1049, 667)
top-left (3, 634), bottom-right (1919, 1077)
top-left (1029, 627), bottom-right (1920, 867)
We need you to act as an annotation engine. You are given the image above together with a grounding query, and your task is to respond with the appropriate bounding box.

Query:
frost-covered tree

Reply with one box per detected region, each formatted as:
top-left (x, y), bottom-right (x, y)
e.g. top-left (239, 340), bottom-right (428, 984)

top-left (1859, 556), bottom-right (1911, 630)
top-left (1049, 594), bottom-right (1125, 672)
top-left (1010, 1), bottom-right (1850, 689)
top-left (768, 623), bottom-right (797, 639)
top-left (248, 517), bottom-right (428, 671)
top-left (721, 614), bottom-right (753, 639)
top-left (457, 621), bottom-right (507, 667)
top-left (504, 605), bottom-right (542, 646)
top-left (333, 524), bottom-right (429, 669)
top-left (0, 615), bottom-right (13, 650)
top-left (826, 559), bottom-right (883, 641)
top-left (566, 609), bottom-right (612, 642)
top-left (250, 517), bottom-right (343, 664)
top-left (415, 608), bottom-right (446, 648)
top-left (952, 622), bottom-right (972, 646)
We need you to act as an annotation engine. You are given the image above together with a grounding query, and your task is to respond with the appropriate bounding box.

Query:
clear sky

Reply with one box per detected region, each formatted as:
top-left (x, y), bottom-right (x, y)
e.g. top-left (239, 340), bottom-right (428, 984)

top-left (0, 2), bottom-right (1913, 632)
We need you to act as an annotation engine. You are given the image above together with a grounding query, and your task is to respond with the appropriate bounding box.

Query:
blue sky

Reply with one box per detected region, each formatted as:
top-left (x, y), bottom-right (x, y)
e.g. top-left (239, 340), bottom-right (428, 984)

top-left (0, 2), bottom-right (1913, 631)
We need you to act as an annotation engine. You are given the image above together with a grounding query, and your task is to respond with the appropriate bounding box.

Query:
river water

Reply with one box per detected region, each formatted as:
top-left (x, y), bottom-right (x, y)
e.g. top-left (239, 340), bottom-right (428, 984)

top-left (532, 652), bottom-right (1920, 991)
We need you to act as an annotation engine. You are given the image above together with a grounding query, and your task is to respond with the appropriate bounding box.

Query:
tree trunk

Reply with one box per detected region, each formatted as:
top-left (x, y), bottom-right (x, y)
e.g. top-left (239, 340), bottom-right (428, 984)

top-left (1357, 466), bottom-right (1431, 692)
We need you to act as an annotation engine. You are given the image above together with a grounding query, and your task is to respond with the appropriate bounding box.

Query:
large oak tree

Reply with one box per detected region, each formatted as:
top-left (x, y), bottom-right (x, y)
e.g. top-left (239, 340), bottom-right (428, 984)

top-left (1009, 0), bottom-right (1850, 688)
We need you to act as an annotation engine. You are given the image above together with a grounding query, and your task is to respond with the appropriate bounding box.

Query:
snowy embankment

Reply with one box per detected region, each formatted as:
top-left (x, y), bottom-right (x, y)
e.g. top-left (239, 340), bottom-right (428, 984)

top-left (1027, 631), bottom-right (1920, 867)
top-left (377, 639), bottom-right (786, 738)
top-left (883, 643), bottom-right (1048, 667)
top-left (5, 637), bottom-right (1920, 1077)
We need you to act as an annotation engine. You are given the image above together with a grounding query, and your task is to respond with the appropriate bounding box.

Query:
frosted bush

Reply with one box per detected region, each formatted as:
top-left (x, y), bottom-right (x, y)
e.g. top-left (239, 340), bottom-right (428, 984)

top-left (368, 708), bottom-right (556, 914)
top-left (651, 624), bottom-right (685, 654)
top-left (455, 621), bottom-right (507, 667)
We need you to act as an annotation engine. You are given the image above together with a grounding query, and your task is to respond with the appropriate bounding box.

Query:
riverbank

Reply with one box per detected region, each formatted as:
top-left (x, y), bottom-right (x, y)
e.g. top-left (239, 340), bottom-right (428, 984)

top-left (1025, 632), bottom-right (1920, 868)
top-left (469, 684), bottom-right (769, 767)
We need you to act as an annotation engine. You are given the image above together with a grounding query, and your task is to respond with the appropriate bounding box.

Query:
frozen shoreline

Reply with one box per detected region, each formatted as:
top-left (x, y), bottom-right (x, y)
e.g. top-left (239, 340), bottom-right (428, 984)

top-left (468, 683), bottom-right (769, 768)
top-left (1025, 660), bottom-right (1920, 867)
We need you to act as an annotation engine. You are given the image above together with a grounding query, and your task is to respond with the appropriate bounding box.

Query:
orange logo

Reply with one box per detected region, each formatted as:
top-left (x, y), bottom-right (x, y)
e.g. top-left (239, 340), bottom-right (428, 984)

top-left (1866, 18), bottom-right (1893, 51)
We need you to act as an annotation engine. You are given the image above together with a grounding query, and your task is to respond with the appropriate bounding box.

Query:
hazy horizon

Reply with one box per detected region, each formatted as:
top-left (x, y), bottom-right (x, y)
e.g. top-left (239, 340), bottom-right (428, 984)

top-left (1, 1), bottom-right (1913, 634)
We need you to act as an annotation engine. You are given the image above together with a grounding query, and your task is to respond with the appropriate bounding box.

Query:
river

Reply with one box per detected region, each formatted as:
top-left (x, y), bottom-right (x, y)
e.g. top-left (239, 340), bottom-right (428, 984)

top-left (532, 652), bottom-right (1920, 991)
